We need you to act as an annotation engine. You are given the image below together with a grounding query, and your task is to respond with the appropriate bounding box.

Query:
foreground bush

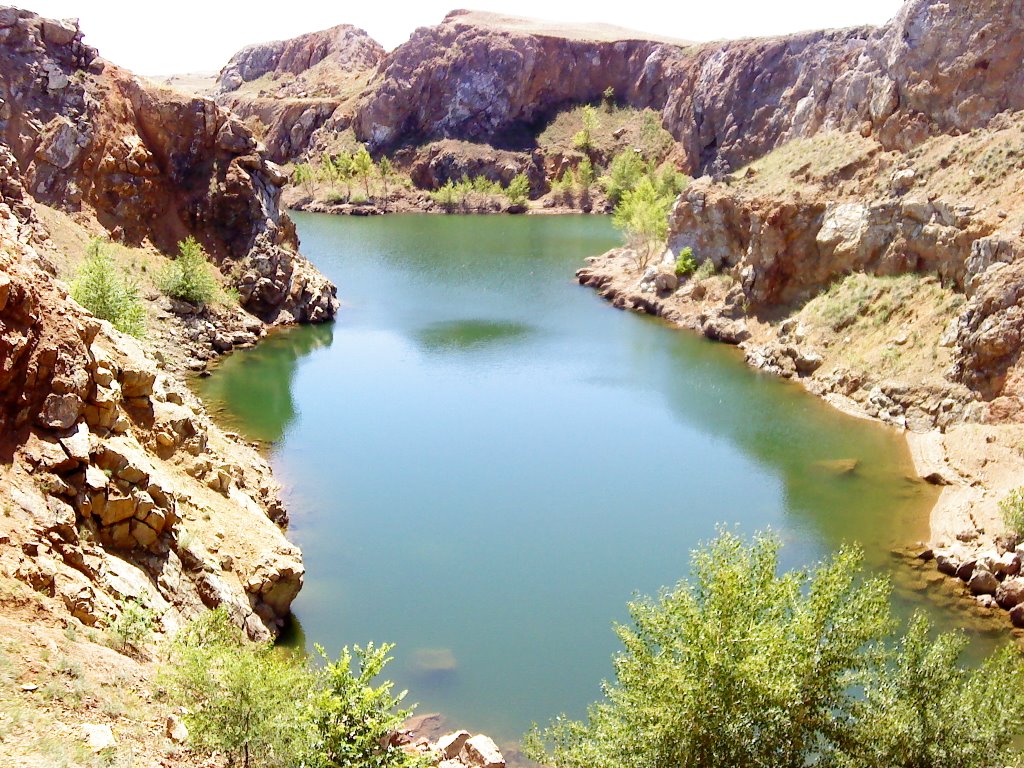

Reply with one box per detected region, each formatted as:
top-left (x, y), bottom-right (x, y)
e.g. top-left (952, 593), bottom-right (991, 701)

top-left (163, 609), bottom-right (423, 768)
top-left (158, 236), bottom-right (219, 305)
top-left (524, 530), bottom-right (1024, 768)
top-left (70, 238), bottom-right (146, 337)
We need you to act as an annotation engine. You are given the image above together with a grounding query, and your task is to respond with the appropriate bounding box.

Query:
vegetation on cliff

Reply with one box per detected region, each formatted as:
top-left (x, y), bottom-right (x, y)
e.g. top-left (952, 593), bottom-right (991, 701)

top-left (525, 531), bottom-right (1024, 768)
top-left (70, 239), bottom-right (146, 337)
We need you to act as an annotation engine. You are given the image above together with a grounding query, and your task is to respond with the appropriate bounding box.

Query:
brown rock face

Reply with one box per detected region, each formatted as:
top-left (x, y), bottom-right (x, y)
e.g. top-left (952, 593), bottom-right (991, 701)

top-left (0, 8), bottom-right (337, 324)
top-left (353, 10), bottom-right (685, 152)
top-left (662, 0), bottom-right (1024, 174)
top-left (215, 24), bottom-right (385, 94)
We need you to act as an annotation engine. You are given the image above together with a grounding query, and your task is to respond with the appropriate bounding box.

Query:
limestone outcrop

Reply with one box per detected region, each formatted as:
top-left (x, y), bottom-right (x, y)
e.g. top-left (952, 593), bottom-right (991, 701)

top-left (0, 6), bottom-right (337, 324)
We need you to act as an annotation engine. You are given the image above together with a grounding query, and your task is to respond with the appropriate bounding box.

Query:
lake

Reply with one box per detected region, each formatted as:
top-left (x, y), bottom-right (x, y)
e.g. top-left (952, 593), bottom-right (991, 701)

top-left (197, 213), bottom-right (1001, 745)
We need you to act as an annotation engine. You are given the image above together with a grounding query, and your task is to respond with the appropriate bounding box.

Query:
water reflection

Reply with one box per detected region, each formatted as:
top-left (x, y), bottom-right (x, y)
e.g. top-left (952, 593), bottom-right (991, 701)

top-left (196, 323), bottom-right (335, 443)
top-left (416, 319), bottom-right (536, 354)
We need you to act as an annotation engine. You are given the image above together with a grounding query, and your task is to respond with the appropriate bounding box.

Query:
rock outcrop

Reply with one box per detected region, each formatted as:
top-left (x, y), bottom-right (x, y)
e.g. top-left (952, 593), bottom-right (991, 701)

top-left (352, 10), bottom-right (686, 152)
top-left (213, 24), bottom-right (385, 163)
top-left (0, 141), bottom-right (301, 639)
top-left (216, 24), bottom-right (385, 95)
top-left (0, 6), bottom-right (337, 324)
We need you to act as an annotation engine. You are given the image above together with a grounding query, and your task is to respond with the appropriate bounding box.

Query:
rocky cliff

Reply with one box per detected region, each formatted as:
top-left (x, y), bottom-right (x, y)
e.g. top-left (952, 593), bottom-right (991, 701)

top-left (352, 10), bottom-right (687, 152)
top-left (0, 138), bottom-right (302, 640)
top-left (0, 6), bottom-right (336, 645)
top-left (0, 7), bottom-right (337, 323)
top-left (213, 24), bottom-right (385, 163)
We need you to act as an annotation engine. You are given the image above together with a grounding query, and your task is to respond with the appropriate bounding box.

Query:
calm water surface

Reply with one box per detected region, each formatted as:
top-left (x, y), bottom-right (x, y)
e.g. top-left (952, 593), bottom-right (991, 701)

top-left (197, 213), bottom-right (1002, 743)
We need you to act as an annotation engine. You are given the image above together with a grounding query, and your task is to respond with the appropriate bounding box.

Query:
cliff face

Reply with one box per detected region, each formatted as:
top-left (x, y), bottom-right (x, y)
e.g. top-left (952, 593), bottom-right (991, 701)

top-left (216, 24), bottom-right (385, 94)
top-left (213, 24), bottom-right (385, 163)
top-left (662, 0), bottom-right (1024, 174)
top-left (0, 139), bottom-right (302, 640)
top-left (352, 10), bottom-right (685, 152)
top-left (0, 8), bottom-right (337, 323)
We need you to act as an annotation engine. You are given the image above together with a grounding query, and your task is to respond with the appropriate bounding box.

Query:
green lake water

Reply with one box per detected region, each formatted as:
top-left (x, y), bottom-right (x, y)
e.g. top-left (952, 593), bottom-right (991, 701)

top-left (196, 213), bottom-right (1004, 745)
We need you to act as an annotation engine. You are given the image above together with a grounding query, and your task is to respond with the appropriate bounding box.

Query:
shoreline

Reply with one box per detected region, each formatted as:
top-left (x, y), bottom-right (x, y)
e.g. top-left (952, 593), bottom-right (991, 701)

top-left (575, 246), bottom-right (1024, 635)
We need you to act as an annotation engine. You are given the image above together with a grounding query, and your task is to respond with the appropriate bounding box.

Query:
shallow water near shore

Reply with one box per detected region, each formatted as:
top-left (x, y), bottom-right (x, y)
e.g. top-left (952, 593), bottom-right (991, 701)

top-left (197, 213), bottom-right (1005, 743)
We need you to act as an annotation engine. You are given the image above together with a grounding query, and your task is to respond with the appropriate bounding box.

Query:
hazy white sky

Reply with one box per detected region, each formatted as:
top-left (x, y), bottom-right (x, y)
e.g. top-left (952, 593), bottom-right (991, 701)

top-left (18, 0), bottom-right (906, 75)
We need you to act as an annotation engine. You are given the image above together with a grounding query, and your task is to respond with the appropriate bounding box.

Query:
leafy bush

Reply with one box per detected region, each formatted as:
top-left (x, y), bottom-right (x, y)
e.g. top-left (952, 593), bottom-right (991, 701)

top-left (70, 238), bottom-right (146, 337)
top-left (694, 258), bottom-right (717, 280)
top-left (525, 530), bottom-right (1024, 768)
top-left (158, 236), bottom-right (219, 306)
top-left (109, 598), bottom-right (155, 653)
top-left (305, 643), bottom-right (425, 768)
top-left (163, 610), bottom-right (425, 768)
top-left (573, 105), bottom-right (600, 153)
top-left (612, 177), bottom-right (672, 271)
top-left (505, 173), bottom-right (531, 207)
top-left (600, 150), bottom-right (652, 205)
top-left (1000, 487), bottom-right (1024, 536)
top-left (674, 247), bottom-right (697, 277)
top-left (601, 87), bottom-right (616, 113)
top-left (292, 163), bottom-right (316, 195)
top-left (163, 609), bottom-right (312, 768)
top-left (430, 180), bottom-right (458, 213)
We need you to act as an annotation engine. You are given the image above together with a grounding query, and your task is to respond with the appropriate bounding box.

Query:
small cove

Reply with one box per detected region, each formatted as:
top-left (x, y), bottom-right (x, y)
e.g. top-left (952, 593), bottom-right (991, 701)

top-left (197, 212), bottom-right (1004, 744)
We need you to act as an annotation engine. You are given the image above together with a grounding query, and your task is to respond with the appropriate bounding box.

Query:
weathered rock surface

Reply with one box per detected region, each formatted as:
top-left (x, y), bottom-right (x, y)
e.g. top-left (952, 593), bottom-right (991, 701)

top-left (216, 24), bottom-right (384, 94)
top-left (0, 6), bottom-right (337, 324)
top-left (0, 137), bottom-right (301, 640)
top-left (353, 10), bottom-right (685, 152)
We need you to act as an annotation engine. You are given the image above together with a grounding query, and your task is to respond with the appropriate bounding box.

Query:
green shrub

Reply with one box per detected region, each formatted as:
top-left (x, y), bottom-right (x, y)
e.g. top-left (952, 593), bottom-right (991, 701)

top-left (163, 609), bottom-right (425, 768)
top-left (158, 236), bottom-right (219, 305)
top-left (573, 105), bottom-right (599, 153)
top-left (674, 247), bottom-right (697, 277)
top-left (325, 190), bottom-right (346, 204)
top-left (305, 643), bottom-right (426, 768)
top-left (70, 238), bottom-right (146, 337)
top-left (524, 530), bottom-right (1024, 768)
top-left (600, 150), bottom-right (652, 205)
top-left (163, 609), bottom-right (312, 768)
top-left (109, 598), bottom-right (155, 653)
top-left (505, 174), bottom-right (531, 207)
top-left (601, 87), bottom-right (616, 113)
top-left (430, 180), bottom-right (458, 213)
top-left (694, 258), bottom-right (717, 280)
top-left (612, 176), bottom-right (672, 271)
top-left (1000, 487), bottom-right (1024, 536)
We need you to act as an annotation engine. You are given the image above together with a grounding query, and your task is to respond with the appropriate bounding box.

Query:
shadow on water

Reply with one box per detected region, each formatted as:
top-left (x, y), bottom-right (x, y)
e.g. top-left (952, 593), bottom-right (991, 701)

top-left (194, 323), bottom-right (335, 444)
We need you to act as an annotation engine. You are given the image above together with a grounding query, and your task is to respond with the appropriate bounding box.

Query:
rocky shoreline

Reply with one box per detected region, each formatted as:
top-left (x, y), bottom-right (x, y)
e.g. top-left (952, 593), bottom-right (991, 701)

top-left (577, 245), bottom-right (1024, 633)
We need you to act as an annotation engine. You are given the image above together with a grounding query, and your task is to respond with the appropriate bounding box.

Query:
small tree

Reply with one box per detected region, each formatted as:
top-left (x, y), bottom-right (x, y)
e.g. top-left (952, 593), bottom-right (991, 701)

top-left (525, 530), bottom-right (1024, 768)
top-left (601, 86), bottom-right (616, 113)
top-left (305, 643), bottom-right (426, 768)
top-left (378, 156), bottom-right (395, 213)
top-left (158, 236), bottom-right (219, 306)
top-left (292, 163), bottom-right (316, 197)
top-left (612, 177), bottom-right (672, 271)
top-left (600, 150), bottom-right (652, 205)
top-left (573, 105), bottom-right (600, 155)
top-left (333, 153), bottom-right (354, 202)
top-left (70, 238), bottom-right (146, 337)
top-left (505, 174), bottom-right (530, 208)
top-left (576, 158), bottom-right (595, 207)
top-left (109, 598), bottom-right (155, 653)
top-left (163, 609), bottom-right (312, 768)
top-left (352, 147), bottom-right (374, 199)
